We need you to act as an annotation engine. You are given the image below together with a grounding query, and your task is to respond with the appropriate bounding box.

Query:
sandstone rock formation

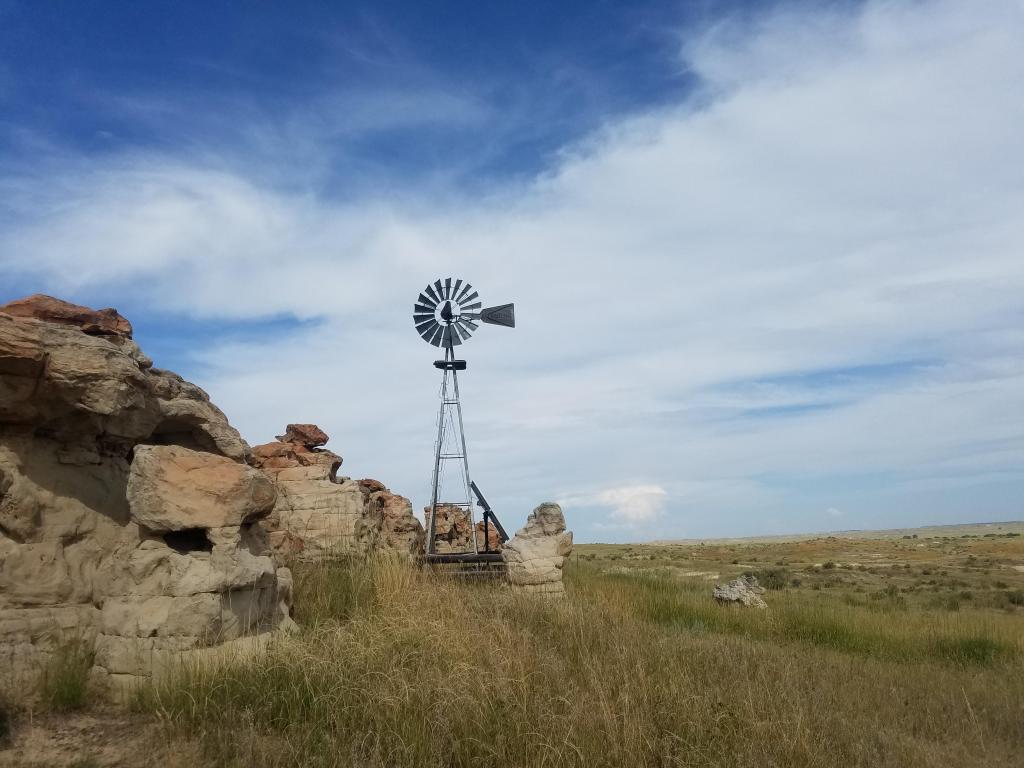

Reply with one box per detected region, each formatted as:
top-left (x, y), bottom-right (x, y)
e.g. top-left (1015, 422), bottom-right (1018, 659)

top-left (423, 504), bottom-right (503, 553)
top-left (502, 502), bottom-right (573, 595)
top-left (251, 426), bottom-right (424, 561)
top-left (712, 575), bottom-right (768, 608)
top-left (0, 295), bottom-right (293, 690)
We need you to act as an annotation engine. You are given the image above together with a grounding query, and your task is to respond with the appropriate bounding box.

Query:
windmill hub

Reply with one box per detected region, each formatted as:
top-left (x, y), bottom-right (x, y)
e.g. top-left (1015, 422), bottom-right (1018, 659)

top-left (413, 277), bottom-right (515, 560)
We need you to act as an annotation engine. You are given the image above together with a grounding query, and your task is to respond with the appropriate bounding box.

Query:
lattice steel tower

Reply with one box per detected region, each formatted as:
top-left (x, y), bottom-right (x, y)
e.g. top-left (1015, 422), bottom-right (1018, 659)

top-left (413, 278), bottom-right (515, 559)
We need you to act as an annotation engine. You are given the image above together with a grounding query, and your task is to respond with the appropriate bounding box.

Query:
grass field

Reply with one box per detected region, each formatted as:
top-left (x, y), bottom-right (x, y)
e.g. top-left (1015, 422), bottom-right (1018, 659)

top-left (4, 528), bottom-right (1023, 767)
top-left (131, 528), bottom-right (1024, 768)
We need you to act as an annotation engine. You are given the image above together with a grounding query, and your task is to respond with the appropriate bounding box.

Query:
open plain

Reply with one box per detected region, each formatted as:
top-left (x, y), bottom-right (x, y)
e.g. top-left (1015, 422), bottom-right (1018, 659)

top-left (3, 522), bottom-right (1022, 768)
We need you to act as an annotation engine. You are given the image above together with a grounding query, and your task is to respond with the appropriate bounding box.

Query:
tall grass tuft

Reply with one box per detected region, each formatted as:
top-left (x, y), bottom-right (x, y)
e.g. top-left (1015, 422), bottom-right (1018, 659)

top-left (39, 637), bottom-right (94, 712)
top-left (0, 689), bottom-right (12, 746)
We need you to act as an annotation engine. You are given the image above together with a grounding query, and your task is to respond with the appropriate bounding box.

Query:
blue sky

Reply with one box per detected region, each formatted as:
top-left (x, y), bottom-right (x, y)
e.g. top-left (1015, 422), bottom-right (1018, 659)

top-left (1, 0), bottom-right (1022, 541)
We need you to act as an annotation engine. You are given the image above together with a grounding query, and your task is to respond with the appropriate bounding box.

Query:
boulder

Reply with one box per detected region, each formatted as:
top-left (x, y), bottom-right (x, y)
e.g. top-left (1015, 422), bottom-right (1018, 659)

top-left (712, 575), bottom-right (768, 609)
top-left (424, 503), bottom-right (474, 553)
top-left (502, 502), bottom-right (573, 596)
top-left (276, 423), bottom-right (329, 449)
top-left (251, 428), bottom-right (423, 561)
top-left (0, 296), bottom-right (292, 691)
top-left (127, 445), bottom-right (276, 531)
top-left (422, 503), bottom-right (504, 553)
top-left (0, 294), bottom-right (133, 338)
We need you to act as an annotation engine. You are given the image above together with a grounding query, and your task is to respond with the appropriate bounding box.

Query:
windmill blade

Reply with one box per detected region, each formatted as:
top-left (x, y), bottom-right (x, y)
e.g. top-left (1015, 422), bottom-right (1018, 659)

top-left (479, 303), bottom-right (515, 328)
top-left (416, 318), bottom-right (438, 335)
top-left (427, 324), bottom-right (445, 347)
top-left (447, 326), bottom-right (462, 346)
top-left (414, 277), bottom-right (515, 348)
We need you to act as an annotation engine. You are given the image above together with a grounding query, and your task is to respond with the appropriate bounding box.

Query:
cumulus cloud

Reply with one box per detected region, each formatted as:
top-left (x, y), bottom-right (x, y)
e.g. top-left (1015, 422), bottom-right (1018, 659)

top-left (1, 0), bottom-right (1022, 540)
top-left (560, 484), bottom-right (669, 526)
top-left (826, 507), bottom-right (844, 518)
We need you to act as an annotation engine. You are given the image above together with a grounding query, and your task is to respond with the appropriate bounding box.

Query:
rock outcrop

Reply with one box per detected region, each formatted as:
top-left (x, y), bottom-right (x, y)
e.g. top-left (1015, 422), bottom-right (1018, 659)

top-left (501, 503), bottom-right (573, 595)
top-left (423, 504), bottom-right (504, 554)
top-left (251, 426), bottom-right (424, 561)
top-left (712, 575), bottom-right (768, 608)
top-left (0, 295), bottom-right (293, 691)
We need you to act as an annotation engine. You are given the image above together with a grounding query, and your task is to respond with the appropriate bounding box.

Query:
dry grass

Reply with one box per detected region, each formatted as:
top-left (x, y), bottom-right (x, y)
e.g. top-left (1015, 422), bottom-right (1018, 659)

top-left (138, 555), bottom-right (1024, 767)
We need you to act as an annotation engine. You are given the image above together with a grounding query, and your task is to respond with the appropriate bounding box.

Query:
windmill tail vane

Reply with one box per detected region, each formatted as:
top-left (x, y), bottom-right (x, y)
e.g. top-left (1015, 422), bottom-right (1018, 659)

top-left (412, 278), bottom-right (514, 562)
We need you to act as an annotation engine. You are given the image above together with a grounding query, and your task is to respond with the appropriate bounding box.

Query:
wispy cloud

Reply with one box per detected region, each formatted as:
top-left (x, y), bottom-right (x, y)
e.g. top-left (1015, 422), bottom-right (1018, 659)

top-left (1, 0), bottom-right (1022, 540)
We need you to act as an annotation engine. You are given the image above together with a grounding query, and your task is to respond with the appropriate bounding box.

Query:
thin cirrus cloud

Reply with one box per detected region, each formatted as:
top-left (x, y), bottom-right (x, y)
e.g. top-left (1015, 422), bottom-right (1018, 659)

top-left (0, 0), bottom-right (1022, 540)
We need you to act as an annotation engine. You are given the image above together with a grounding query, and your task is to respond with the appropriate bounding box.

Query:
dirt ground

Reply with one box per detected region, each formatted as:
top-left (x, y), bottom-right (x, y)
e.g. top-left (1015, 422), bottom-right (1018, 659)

top-left (0, 709), bottom-right (199, 768)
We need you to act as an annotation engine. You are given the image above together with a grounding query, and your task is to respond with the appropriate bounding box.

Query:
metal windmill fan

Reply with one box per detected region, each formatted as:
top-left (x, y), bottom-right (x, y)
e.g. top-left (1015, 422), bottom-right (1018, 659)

top-left (413, 278), bottom-right (515, 561)
top-left (413, 277), bottom-right (515, 349)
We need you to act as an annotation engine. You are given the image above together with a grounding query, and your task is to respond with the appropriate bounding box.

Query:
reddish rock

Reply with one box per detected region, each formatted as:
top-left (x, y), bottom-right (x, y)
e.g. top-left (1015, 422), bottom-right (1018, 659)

top-left (276, 423), bottom-right (329, 449)
top-left (358, 478), bottom-right (387, 494)
top-left (476, 520), bottom-right (504, 552)
top-left (252, 428), bottom-right (423, 561)
top-left (423, 504), bottom-right (503, 553)
top-left (1, 294), bottom-right (133, 338)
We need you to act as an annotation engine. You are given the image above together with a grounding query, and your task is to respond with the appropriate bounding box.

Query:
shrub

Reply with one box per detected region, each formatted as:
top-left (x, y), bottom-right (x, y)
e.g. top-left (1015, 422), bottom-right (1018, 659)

top-left (1007, 590), bottom-right (1024, 607)
top-left (746, 567), bottom-right (790, 591)
top-left (932, 635), bottom-right (1008, 665)
top-left (823, 561), bottom-right (836, 570)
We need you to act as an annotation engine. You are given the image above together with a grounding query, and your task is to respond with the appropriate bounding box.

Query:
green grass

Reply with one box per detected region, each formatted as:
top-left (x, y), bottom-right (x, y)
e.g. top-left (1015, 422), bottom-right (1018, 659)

top-left (592, 565), bottom-right (1019, 664)
top-left (39, 637), bottom-right (94, 712)
top-left (0, 689), bottom-right (12, 746)
top-left (137, 556), bottom-right (1024, 768)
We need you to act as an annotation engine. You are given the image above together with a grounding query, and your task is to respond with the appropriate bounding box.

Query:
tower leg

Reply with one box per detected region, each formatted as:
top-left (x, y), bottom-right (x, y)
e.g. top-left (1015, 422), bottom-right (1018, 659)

top-left (426, 341), bottom-right (477, 556)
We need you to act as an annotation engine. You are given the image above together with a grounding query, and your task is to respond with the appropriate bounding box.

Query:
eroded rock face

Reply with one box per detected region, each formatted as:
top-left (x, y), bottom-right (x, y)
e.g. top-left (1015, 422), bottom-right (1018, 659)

top-left (0, 296), bottom-right (292, 691)
top-left (502, 502), bottom-right (573, 596)
top-left (424, 504), bottom-right (473, 554)
top-left (423, 504), bottom-right (504, 553)
top-left (251, 427), bottom-right (424, 561)
top-left (712, 575), bottom-right (767, 609)
top-left (128, 445), bottom-right (276, 531)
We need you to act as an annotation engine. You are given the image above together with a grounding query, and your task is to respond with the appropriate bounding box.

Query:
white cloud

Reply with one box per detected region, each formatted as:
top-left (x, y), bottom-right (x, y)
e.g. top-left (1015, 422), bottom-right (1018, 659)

top-left (1, 0), bottom-right (1022, 539)
top-left (560, 485), bottom-right (668, 526)
top-left (826, 507), bottom-right (844, 518)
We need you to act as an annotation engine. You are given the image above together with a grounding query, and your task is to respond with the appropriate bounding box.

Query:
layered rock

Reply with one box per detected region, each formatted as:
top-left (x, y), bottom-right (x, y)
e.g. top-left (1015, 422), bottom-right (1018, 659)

top-left (423, 504), bottom-right (503, 553)
top-left (501, 503), bottom-right (573, 595)
top-left (251, 426), bottom-right (424, 561)
top-left (0, 295), bottom-right (292, 690)
top-left (712, 575), bottom-right (768, 609)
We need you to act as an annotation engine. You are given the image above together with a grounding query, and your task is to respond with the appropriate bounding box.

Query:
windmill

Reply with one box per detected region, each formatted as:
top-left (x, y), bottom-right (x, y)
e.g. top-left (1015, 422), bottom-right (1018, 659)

top-left (414, 278), bottom-right (514, 561)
